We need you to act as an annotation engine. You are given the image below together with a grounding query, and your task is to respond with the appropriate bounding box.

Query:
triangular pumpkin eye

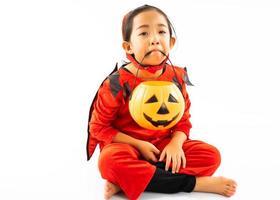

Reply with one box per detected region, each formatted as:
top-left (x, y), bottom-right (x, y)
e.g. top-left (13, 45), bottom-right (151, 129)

top-left (168, 94), bottom-right (178, 103)
top-left (145, 95), bottom-right (158, 103)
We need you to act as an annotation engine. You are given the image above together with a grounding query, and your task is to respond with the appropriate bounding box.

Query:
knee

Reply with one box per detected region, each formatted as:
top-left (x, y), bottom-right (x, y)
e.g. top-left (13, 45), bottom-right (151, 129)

top-left (98, 143), bottom-right (139, 175)
top-left (207, 145), bottom-right (221, 168)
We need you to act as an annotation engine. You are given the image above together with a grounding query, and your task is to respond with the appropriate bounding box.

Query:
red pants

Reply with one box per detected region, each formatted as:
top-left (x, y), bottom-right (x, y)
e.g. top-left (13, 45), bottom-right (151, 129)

top-left (98, 139), bottom-right (221, 200)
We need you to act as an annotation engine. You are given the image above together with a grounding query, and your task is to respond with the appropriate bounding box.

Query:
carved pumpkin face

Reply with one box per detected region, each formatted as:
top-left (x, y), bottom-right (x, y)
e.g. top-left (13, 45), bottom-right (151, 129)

top-left (129, 81), bottom-right (185, 130)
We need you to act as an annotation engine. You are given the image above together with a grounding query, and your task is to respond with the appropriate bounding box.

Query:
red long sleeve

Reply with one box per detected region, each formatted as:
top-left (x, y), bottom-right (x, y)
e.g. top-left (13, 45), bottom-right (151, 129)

top-left (171, 70), bottom-right (192, 139)
top-left (89, 79), bottom-right (122, 147)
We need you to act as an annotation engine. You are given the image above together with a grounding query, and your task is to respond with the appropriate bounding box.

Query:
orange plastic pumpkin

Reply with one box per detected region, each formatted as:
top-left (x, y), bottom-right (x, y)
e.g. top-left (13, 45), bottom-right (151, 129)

top-left (129, 81), bottom-right (185, 130)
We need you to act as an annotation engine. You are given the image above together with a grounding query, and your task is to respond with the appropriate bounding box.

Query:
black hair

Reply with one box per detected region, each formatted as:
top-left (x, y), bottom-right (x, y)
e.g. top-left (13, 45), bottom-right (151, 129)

top-left (122, 5), bottom-right (176, 42)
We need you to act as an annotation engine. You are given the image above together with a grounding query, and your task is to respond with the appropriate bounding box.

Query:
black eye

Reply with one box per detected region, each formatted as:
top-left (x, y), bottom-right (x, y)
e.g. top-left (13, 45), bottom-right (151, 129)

top-left (168, 94), bottom-right (178, 103)
top-left (145, 95), bottom-right (158, 103)
top-left (139, 32), bottom-right (148, 36)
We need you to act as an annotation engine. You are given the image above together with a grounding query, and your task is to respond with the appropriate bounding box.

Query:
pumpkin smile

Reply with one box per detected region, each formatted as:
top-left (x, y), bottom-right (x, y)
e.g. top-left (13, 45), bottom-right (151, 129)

top-left (143, 113), bottom-right (180, 127)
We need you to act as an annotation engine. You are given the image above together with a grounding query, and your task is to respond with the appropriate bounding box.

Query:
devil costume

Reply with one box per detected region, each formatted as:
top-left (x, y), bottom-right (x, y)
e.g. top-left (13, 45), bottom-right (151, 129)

top-left (86, 57), bottom-right (221, 200)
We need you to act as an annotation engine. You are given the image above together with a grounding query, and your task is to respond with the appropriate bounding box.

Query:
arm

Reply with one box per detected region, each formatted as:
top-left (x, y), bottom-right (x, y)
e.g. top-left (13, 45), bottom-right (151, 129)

top-left (89, 79), bottom-right (122, 146)
top-left (171, 131), bottom-right (187, 146)
top-left (171, 70), bottom-right (192, 139)
top-left (90, 78), bottom-right (160, 162)
top-left (112, 131), bottom-right (141, 147)
top-left (159, 69), bottom-right (191, 173)
top-left (112, 131), bottom-right (160, 163)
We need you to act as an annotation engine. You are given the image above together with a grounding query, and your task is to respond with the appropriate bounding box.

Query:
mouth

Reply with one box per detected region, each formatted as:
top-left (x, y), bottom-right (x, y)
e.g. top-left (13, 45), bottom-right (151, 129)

top-left (145, 49), bottom-right (165, 57)
top-left (143, 113), bottom-right (179, 127)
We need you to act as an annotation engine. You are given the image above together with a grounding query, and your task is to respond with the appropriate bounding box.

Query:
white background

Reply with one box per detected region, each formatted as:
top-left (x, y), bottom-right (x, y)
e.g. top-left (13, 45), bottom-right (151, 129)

top-left (1, 0), bottom-right (280, 199)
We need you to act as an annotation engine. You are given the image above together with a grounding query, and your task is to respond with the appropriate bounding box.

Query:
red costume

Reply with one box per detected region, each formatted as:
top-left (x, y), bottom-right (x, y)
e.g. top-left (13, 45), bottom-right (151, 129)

top-left (87, 64), bottom-right (221, 200)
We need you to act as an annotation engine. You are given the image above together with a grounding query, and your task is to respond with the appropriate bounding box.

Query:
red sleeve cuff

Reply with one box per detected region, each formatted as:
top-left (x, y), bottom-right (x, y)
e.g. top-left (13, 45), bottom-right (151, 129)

top-left (172, 124), bottom-right (191, 139)
top-left (92, 126), bottom-right (119, 146)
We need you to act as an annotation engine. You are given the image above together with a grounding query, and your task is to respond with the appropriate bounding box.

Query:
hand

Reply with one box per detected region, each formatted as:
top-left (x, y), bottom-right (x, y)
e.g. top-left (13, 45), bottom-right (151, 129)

top-left (159, 141), bottom-right (186, 174)
top-left (135, 140), bottom-right (160, 163)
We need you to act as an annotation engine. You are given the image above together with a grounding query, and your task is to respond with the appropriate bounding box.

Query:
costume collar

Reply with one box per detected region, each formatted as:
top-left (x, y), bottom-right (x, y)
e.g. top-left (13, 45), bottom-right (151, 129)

top-left (126, 53), bottom-right (168, 74)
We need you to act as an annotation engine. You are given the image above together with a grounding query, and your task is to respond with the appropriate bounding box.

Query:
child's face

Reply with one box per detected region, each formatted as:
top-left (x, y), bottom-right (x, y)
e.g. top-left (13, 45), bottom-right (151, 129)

top-left (123, 10), bottom-right (175, 65)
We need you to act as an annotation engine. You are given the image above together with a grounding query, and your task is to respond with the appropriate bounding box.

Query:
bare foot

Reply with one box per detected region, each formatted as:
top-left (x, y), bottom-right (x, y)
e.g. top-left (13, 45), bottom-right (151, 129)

top-left (104, 180), bottom-right (121, 200)
top-left (193, 176), bottom-right (237, 197)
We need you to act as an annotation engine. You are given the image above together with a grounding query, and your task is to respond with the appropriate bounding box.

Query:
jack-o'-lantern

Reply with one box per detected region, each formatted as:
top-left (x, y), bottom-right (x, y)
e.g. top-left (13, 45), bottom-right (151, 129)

top-left (129, 81), bottom-right (185, 130)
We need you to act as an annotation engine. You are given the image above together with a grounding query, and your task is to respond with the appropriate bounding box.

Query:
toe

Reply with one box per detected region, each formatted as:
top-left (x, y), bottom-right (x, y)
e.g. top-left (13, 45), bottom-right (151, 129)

top-left (225, 187), bottom-right (236, 197)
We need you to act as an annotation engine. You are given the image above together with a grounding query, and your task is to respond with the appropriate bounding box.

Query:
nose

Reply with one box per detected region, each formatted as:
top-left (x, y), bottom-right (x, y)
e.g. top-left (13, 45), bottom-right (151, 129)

top-left (151, 40), bottom-right (160, 45)
top-left (157, 103), bottom-right (170, 114)
top-left (150, 34), bottom-right (160, 45)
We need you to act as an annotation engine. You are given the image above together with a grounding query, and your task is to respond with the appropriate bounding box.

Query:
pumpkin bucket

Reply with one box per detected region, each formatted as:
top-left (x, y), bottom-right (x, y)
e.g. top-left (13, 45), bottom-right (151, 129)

top-left (129, 81), bottom-right (185, 130)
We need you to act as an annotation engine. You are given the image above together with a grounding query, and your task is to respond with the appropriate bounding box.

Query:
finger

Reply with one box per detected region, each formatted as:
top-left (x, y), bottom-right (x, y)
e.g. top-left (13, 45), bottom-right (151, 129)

top-left (172, 155), bottom-right (177, 174)
top-left (153, 146), bottom-right (160, 155)
top-left (176, 155), bottom-right (181, 173)
top-left (165, 154), bottom-right (171, 171)
top-left (182, 154), bottom-right (186, 168)
top-left (159, 149), bottom-right (166, 161)
top-left (150, 153), bottom-right (158, 163)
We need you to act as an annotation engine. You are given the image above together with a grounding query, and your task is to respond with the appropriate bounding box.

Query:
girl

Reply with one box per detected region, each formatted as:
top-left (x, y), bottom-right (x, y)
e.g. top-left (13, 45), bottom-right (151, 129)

top-left (87, 5), bottom-right (237, 200)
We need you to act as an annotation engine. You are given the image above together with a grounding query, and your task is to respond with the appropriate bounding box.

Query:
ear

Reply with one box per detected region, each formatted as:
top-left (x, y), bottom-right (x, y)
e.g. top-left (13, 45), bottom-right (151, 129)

top-left (169, 37), bottom-right (176, 49)
top-left (122, 41), bottom-right (133, 54)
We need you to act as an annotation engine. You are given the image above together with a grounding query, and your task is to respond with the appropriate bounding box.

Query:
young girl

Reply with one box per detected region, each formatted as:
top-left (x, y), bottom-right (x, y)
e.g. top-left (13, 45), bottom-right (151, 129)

top-left (87, 5), bottom-right (237, 200)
